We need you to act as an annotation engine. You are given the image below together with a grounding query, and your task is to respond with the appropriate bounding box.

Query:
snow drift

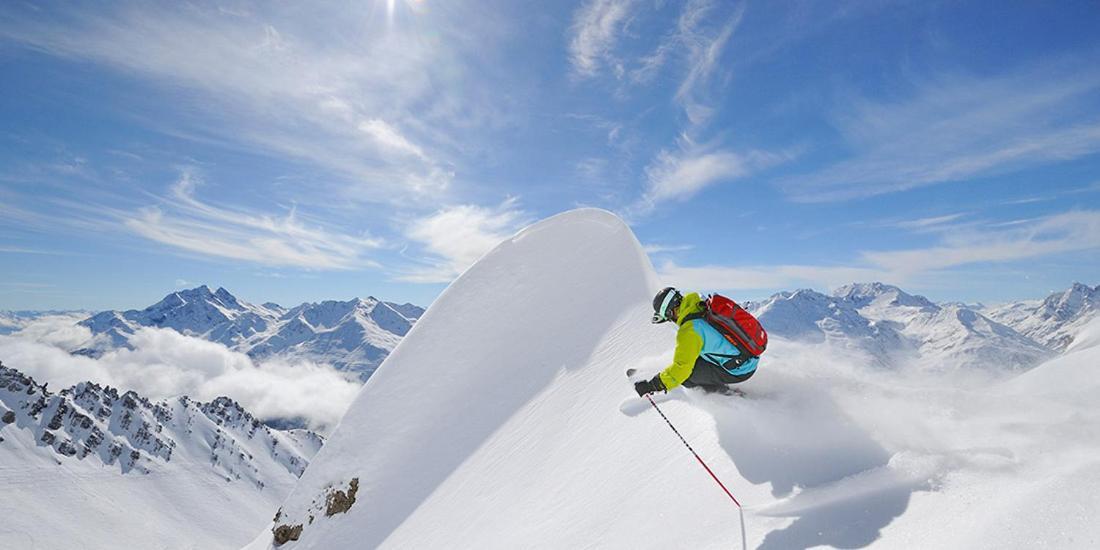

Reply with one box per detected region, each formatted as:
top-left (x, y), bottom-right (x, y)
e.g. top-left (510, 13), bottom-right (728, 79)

top-left (250, 208), bottom-right (1100, 550)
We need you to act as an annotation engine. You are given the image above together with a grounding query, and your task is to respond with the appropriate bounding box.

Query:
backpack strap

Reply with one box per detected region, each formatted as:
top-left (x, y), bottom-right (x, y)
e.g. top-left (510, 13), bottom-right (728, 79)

top-left (681, 311), bottom-right (705, 324)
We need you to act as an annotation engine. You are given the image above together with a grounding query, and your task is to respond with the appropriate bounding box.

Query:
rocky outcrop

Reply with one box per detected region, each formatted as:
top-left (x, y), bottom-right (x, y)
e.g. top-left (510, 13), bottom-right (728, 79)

top-left (273, 523), bottom-right (303, 546)
top-left (325, 477), bottom-right (359, 516)
top-left (271, 476), bottom-right (361, 544)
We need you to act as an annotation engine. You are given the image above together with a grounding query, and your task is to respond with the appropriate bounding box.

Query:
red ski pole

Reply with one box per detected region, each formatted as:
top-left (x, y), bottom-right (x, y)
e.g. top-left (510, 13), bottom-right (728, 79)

top-left (646, 394), bottom-right (747, 549)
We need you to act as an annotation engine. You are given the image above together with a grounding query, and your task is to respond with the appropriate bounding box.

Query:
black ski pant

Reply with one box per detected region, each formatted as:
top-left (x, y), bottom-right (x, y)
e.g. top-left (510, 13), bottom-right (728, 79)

top-left (681, 356), bottom-right (754, 389)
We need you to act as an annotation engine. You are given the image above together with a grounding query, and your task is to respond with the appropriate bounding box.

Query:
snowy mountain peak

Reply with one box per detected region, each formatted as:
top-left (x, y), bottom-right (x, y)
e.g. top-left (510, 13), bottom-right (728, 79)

top-left (0, 360), bottom-right (327, 549)
top-left (983, 282), bottom-right (1100, 351)
top-left (74, 288), bottom-right (425, 379)
top-left (1044, 282), bottom-right (1098, 317)
top-left (746, 281), bottom-right (1058, 371)
top-left (214, 286), bottom-right (238, 303)
top-left (0, 361), bottom-right (321, 480)
top-left (833, 282), bottom-right (937, 310)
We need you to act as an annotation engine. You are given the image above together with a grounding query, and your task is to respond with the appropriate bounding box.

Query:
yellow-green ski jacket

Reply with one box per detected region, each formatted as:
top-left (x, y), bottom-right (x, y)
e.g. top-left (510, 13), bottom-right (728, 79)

top-left (658, 293), bottom-right (759, 390)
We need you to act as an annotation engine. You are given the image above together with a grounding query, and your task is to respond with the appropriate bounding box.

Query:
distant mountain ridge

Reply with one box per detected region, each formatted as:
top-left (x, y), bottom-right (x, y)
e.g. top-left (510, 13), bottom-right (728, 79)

top-left (0, 310), bottom-right (91, 335)
top-left (0, 360), bottom-right (321, 480)
top-left (8, 283), bottom-right (1096, 377)
top-left (985, 282), bottom-right (1100, 352)
top-left (77, 285), bottom-right (424, 379)
top-left (0, 360), bottom-right (324, 548)
top-left (745, 282), bottom-right (1097, 371)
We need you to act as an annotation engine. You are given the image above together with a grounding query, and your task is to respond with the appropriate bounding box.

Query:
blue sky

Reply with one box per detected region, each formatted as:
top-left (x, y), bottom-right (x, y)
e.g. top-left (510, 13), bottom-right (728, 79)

top-left (1, 0), bottom-right (1099, 311)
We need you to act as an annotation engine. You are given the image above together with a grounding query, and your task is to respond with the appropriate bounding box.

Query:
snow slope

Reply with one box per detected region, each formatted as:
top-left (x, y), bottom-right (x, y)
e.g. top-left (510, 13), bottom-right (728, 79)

top-left (248, 208), bottom-right (1099, 550)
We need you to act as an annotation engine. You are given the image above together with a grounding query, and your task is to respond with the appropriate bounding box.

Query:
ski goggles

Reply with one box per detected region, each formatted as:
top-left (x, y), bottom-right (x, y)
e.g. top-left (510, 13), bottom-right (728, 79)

top-left (651, 290), bottom-right (681, 324)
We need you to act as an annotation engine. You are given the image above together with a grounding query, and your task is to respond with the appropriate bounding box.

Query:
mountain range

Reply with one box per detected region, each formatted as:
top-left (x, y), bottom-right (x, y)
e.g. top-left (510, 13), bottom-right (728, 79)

top-left (0, 359), bottom-right (323, 549)
top-left (76, 285), bottom-right (424, 379)
top-left (983, 282), bottom-right (1100, 351)
top-left (744, 282), bottom-right (1100, 371)
top-left (11, 281), bottom-right (1099, 380)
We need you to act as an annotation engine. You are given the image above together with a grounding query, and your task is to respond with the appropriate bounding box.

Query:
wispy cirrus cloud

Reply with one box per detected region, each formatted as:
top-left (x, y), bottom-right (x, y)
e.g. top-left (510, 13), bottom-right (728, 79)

top-left (122, 170), bottom-right (383, 270)
top-left (642, 144), bottom-right (788, 205)
top-left (398, 200), bottom-right (528, 283)
top-left (660, 210), bottom-right (1100, 292)
top-left (658, 261), bottom-right (889, 292)
top-left (780, 64), bottom-right (1100, 202)
top-left (671, 1), bottom-right (745, 127)
top-left (0, 1), bottom-right (501, 203)
top-left (621, 1), bottom-right (787, 217)
top-left (891, 213), bottom-right (968, 230)
top-left (568, 0), bottom-right (636, 79)
top-left (862, 210), bottom-right (1100, 276)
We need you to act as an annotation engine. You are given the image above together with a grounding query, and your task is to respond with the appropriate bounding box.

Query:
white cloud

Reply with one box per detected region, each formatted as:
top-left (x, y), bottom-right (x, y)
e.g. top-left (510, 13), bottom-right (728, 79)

top-left (632, 143), bottom-right (791, 215)
top-left (4, 314), bottom-right (92, 348)
top-left (642, 243), bottom-right (695, 254)
top-left (0, 1), bottom-right (498, 202)
top-left (658, 261), bottom-right (889, 293)
top-left (121, 170), bottom-right (383, 269)
top-left (658, 210), bottom-right (1100, 292)
top-left (399, 200), bottom-right (527, 283)
top-left (1, 322), bottom-right (360, 432)
top-left (644, 148), bottom-right (754, 203)
top-left (569, 0), bottom-right (636, 78)
top-left (617, 1), bottom-right (762, 218)
top-left (673, 1), bottom-right (745, 127)
top-left (625, 0), bottom-right (744, 129)
top-left (892, 213), bottom-right (968, 230)
top-left (862, 210), bottom-right (1100, 275)
top-left (780, 65), bottom-right (1100, 202)
top-left (359, 118), bottom-right (428, 160)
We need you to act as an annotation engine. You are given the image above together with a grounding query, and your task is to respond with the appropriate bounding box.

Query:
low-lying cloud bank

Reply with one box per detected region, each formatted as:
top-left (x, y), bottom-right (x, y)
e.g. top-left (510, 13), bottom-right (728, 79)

top-left (0, 316), bottom-right (361, 432)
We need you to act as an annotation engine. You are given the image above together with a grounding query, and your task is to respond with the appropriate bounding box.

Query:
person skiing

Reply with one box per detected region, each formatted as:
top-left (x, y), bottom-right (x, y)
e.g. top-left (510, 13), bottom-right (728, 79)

top-left (634, 287), bottom-right (759, 396)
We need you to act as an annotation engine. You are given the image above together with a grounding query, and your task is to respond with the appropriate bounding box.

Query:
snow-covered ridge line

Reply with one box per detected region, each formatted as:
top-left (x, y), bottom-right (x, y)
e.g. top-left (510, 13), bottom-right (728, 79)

top-left (746, 281), bottom-right (1097, 371)
top-left (985, 281), bottom-right (1100, 351)
top-left (0, 360), bottom-right (323, 481)
top-left (74, 285), bottom-right (425, 379)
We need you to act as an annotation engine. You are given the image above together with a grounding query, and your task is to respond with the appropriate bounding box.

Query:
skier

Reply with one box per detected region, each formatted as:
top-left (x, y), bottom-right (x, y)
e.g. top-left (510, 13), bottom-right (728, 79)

top-left (634, 287), bottom-right (759, 397)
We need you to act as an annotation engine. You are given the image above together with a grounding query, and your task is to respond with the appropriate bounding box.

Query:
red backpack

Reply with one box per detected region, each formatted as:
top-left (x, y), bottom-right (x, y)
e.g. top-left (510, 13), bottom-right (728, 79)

top-left (696, 294), bottom-right (768, 357)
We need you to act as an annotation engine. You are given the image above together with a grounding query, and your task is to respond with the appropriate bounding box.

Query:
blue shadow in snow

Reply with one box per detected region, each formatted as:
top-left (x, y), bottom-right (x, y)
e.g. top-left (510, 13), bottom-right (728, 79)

top-left (690, 381), bottom-right (918, 549)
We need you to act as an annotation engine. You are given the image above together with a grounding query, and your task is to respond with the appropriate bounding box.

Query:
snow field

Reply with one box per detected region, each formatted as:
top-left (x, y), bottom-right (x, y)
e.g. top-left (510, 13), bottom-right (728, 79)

top-left (250, 208), bottom-right (1098, 549)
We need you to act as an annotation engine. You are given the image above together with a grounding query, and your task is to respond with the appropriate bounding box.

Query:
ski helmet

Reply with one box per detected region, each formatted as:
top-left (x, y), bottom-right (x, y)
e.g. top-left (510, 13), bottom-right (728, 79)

top-left (652, 287), bottom-right (682, 324)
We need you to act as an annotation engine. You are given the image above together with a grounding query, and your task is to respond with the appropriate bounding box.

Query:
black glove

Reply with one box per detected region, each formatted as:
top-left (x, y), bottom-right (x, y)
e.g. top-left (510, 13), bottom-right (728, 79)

top-left (634, 375), bottom-right (665, 397)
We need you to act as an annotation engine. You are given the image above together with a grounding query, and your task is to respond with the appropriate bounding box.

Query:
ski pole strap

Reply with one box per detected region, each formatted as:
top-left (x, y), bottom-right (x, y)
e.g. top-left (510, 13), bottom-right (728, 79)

top-left (646, 394), bottom-right (742, 508)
